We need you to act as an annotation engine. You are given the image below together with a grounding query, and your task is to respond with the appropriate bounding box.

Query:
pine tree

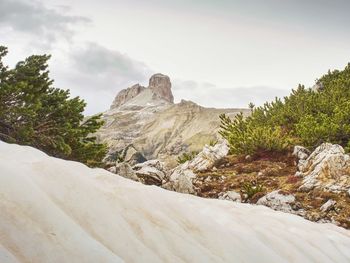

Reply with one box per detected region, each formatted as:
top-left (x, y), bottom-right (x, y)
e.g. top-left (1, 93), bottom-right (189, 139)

top-left (0, 45), bottom-right (107, 167)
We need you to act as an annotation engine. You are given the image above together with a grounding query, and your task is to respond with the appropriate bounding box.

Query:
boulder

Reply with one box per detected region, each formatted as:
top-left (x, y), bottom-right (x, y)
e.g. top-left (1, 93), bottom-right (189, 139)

top-left (257, 190), bottom-right (304, 215)
top-left (163, 168), bottom-right (196, 194)
top-left (187, 140), bottom-right (230, 172)
top-left (133, 160), bottom-right (166, 186)
top-left (298, 143), bottom-right (350, 193)
top-left (115, 162), bottom-right (139, 181)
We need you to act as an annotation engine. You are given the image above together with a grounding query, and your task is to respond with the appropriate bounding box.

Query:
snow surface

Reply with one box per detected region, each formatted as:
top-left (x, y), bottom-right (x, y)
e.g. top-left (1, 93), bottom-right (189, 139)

top-left (0, 142), bottom-right (350, 263)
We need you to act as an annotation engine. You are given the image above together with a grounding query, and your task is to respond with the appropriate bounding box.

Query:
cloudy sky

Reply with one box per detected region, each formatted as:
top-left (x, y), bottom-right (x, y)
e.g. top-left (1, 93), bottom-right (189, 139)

top-left (1, 0), bottom-right (350, 114)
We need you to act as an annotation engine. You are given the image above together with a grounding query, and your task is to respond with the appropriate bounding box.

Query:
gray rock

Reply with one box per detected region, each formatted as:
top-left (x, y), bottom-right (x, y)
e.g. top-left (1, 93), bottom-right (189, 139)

top-left (115, 162), bottom-right (139, 181)
top-left (293, 145), bottom-right (310, 161)
top-left (107, 166), bottom-right (117, 174)
top-left (163, 168), bottom-right (196, 194)
top-left (187, 140), bottom-right (230, 172)
top-left (165, 140), bottom-right (230, 194)
top-left (320, 199), bottom-right (336, 212)
top-left (133, 160), bottom-right (166, 186)
top-left (298, 143), bottom-right (350, 193)
top-left (218, 191), bottom-right (242, 203)
top-left (257, 190), bottom-right (303, 215)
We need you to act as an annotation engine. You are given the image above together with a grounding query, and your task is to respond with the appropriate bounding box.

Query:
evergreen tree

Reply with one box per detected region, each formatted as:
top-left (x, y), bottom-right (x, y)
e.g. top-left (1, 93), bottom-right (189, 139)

top-left (0, 46), bottom-right (106, 167)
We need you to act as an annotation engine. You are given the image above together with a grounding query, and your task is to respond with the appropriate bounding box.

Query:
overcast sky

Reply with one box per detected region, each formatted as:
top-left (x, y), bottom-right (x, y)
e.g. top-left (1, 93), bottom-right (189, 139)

top-left (1, 0), bottom-right (350, 114)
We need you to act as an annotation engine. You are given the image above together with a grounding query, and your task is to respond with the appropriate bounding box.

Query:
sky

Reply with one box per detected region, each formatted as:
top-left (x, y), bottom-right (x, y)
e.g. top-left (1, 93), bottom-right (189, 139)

top-left (1, 0), bottom-right (350, 114)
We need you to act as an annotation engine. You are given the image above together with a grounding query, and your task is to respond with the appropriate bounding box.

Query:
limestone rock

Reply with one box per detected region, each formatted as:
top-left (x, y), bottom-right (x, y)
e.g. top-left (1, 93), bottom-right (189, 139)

top-left (257, 190), bottom-right (303, 215)
top-left (320, 199), bottom-right (336, 213)
top-left (133, 160), bottom-right (166, 186)
top-left (218, 191), bottom-right (242, 202)
top-left (110, 84), bottom-right (145, 109)
top-left (165, 140), bottom-right (230, 194)
top-left (115, 162), bottom-right (139, 181)
top-left (163, 168), bottom-right (196, 194)
top-left (110, 159), bottom-right (166, 186)
top-left (293, 145), bottom-right (310, 161)
top-left (187, 140), bottom-right (230, 172)
top-left (149, 73), bottom-right (174, 103)
top-left (298, 143), bottom-right (350, 193)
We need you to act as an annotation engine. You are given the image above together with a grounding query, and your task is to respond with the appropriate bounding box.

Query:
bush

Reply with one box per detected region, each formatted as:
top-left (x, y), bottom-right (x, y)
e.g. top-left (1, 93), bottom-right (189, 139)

top-left (177, 151), bottom-right (198, 164)
top-left (220, 63), bottom-right (350, 155)
top-left (219, 113), bottom-right (292, 155)
top-left (241, 181), bottom-right (264, 200)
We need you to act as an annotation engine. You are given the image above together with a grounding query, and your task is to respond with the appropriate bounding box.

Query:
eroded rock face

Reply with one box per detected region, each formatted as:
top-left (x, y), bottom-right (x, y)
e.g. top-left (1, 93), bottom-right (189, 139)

top-left (110, 84), bottom-right (145, 109)
top-left (149, 73), bottom-right (174, 103)
top-left (298, 143), bottom-right (350, 193)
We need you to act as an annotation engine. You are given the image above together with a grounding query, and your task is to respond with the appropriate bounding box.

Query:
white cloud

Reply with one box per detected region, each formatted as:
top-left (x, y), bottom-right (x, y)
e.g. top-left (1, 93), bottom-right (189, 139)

top-left (50, 42), bottom-right (153, 114)
top-left (0, 0), bottom-right (90, 47)
top-left (172, 79), bottom-right (291, 109)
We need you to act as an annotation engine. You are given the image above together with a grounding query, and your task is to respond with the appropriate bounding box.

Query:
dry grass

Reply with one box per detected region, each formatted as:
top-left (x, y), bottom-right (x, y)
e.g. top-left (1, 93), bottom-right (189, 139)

top-left (193, 153), bottom-right (350, 229)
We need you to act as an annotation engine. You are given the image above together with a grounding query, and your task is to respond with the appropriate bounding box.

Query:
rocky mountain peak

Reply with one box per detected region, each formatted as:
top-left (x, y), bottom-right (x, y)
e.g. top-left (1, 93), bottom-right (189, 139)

top-left (110, 83), bottom-right (145, 109)
top-left (110, 73), bottom-right (174, 109)
top-left (149, 73), bottom-right (174, 103)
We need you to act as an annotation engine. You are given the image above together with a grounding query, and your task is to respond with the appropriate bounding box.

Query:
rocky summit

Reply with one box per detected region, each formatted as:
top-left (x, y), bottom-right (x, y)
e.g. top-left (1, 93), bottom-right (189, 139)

top-left (95, 73), bottom-right (249, 167)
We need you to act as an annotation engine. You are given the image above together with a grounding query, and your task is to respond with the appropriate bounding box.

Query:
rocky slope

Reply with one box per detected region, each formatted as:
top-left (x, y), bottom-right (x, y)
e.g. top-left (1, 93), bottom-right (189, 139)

top-left (95, 73), bottom-right (249, 167)
top-left (192, 143), bottom-right (350, 229)
top-left (1, 141), bottom-right (350, 262)
top-left (111, 140), bottom-right (350, 229)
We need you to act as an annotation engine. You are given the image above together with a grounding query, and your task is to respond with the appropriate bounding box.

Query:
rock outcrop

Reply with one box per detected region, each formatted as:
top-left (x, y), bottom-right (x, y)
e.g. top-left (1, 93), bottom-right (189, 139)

top-left (257, 190), bottom-right (304, 216)
top-left (108, 140), bottom-right (230, 195)
top-left (96, 74), bottom-right (248, 167)
top-left (297, 143), bottom-right (350, 193)
top-left (110, 84), bottom-right (146, 109)
top-left (149, 73), bottom-right (174, 103)
top-left (164, 140), bottom-right (230, 194)
top-left (133, 160), bottom-right (166, 186)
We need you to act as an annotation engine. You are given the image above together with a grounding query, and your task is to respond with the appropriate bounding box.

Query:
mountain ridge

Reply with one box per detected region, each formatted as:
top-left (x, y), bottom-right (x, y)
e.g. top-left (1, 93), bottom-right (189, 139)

top-left (96, 73), bottom-right (250, 167)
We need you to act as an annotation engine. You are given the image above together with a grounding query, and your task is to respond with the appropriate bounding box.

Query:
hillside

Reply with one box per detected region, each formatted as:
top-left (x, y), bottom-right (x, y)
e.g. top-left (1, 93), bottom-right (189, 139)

top-left (1, 141), bottom-right (350, 262)
top-left (95, 73), bottom-right (249, 167)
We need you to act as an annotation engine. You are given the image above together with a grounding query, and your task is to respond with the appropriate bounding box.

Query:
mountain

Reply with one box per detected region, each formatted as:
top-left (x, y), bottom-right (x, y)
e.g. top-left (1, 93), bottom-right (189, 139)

top-left (1, 141), bottom-right (350, 262)
top-left (95, 73), bottom-right (249, 167)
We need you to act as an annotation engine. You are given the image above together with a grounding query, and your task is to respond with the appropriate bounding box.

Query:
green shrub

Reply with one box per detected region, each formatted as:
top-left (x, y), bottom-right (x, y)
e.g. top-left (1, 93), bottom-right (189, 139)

top-left (220, 63), bottom-right (350, 155)
top-left (209, 139), bottom-right (218, 146)
top-left (219, 113), bottom-right (292, 155)
top-left (241, 181), bottom-right (264, 199)
top-left (177, 151), bottom-right (198, 164)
